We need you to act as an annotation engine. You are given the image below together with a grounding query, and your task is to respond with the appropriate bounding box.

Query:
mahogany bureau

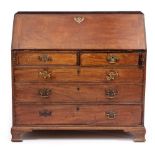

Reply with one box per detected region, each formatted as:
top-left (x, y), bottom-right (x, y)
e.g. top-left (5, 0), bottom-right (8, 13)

top-left (11, 12), bottom-right (147, 142)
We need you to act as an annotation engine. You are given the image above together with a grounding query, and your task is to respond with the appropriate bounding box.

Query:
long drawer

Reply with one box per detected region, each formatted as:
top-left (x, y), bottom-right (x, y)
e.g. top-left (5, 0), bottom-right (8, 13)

top-left (15, 83), bottom-right (143, 103)
top-left (15, 104), bottom-right (142, 126)
top-left (14, 68), bottom-right (143, 83)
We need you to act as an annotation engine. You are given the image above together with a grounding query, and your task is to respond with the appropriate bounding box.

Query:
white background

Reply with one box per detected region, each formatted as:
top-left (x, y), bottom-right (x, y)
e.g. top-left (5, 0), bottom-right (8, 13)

top-left (0, 0), bottom-right (154, 154)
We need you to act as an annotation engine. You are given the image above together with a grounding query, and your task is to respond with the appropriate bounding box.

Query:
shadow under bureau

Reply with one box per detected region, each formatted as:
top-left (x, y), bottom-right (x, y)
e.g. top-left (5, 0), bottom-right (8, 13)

top-left (11, 11), bottom-right (146, 142)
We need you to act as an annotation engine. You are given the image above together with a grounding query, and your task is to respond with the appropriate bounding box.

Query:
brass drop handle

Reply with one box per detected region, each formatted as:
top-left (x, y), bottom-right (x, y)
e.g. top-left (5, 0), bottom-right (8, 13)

top-left (38, 54), bottom-right (52, 62)
top-left (74, 16), bottom-right (85, 23)
top-left (39, 70), bottom-right (52, 79)
top-left (39, 88), bottom-right (52, 98)
top-left (105, 89), bottom-right (118, 98)
top-left (106, 55), bottom-right (119, 64)
top-left (106, 70), bottom-right (119, 81)
top-left (105, 111), bottom-right (117, 119)
top-left (39, 110), bottom-right (52, 117)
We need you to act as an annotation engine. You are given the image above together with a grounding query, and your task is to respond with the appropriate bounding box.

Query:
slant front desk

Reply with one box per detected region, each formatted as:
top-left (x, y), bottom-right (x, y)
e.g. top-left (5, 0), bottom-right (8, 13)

top-left (11, 12), bottom-right (146, 142)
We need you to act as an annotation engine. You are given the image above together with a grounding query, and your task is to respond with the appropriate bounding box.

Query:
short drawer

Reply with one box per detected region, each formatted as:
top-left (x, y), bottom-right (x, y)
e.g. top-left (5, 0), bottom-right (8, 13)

top-left (15, 105), bottom-right (142, 126)
top-left (81, 53), bottom-right (140, 66)
top-left (14, 52), bottom-right (77, 65)
top-left (14, 67), bottom-right (143, 83)
top-left (15, 83), bottom-right (143, 103)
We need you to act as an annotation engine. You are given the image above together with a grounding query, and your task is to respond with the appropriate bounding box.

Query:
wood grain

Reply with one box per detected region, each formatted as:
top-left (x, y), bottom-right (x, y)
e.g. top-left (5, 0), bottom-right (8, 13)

top-left (14, 67), bottom-right (143, 83)
top-left (15, 52), bottom-right (76, 65)
top-left (11, 12), bottom-right (146, 142)
top-left (15, 83), bottom-right (143, 103)
top-left (15, 104), bottom-right (142, 126)
top-left (81, 53), bottom-right (140, 66)
top-left (12, 13), bottom-right (146, 50)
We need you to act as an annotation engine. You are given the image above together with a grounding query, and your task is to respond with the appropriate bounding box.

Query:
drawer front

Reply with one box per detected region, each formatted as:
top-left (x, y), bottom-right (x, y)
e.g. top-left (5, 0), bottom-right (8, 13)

top-left (15, 105), bottom-right (142, 126)
top-left (14, 52), bottom-right (77, 65)
top-left (81, 53), bottom-right (140, 66)
top-left (15, 83), bottom-right (142, 103)
top-left (14, 68), bottom-right (143, 83)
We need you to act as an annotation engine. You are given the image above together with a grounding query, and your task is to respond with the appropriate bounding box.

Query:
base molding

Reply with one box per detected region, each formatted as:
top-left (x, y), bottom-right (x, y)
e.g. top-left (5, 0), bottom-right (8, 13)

top-left (11, 126), bottom-right (146, 142)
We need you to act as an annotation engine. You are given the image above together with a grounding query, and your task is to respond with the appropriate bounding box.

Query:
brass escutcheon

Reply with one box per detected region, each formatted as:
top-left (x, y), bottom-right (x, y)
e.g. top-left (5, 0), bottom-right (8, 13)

top-left (39, 110), bottom-right (52, 117)
top-left (38, 54), bottom-right (52, 62)
top-left (74, 16), bottom-right (85, 23)
top-left (106, 55), bottom-right (119, 64)
top-left (106, 70), bottom-right (119, 81)
top-left (105, 89), bottom-right (118, 98)
top-left (105, 111), bottom-right (117, 119)
top-left (39, 88), bottom-right (52, 98)
top-left (39, 70), bottom-right (52, 79)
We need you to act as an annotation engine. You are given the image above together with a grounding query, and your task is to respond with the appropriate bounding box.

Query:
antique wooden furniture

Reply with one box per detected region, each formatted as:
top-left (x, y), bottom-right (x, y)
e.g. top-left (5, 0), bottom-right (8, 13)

top-left (11, 12), bottom-right (146, 142)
